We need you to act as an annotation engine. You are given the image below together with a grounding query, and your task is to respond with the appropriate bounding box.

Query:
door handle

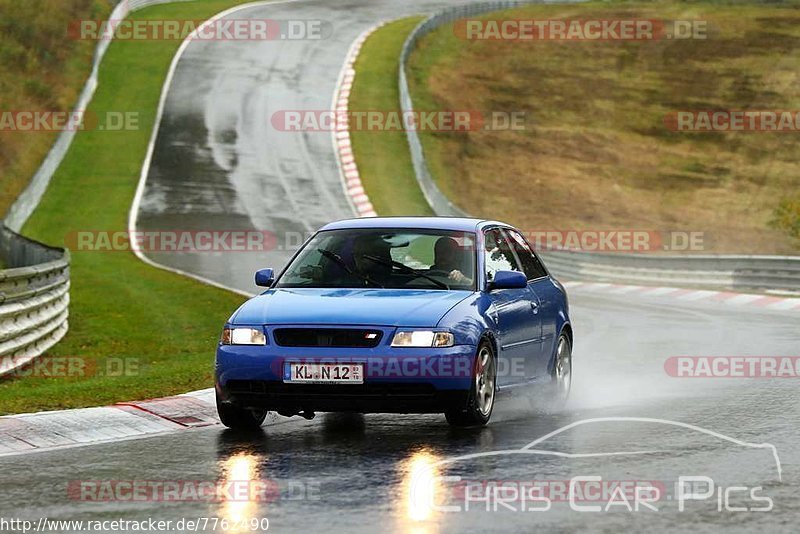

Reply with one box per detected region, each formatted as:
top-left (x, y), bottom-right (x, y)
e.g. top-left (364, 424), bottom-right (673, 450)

top-left (530, 301), bottom-right (539, 314)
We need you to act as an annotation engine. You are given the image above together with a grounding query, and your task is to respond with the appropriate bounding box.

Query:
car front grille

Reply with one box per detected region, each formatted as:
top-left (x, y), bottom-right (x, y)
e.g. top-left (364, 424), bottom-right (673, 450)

top-left (272, 328), bottom-right (383, 348)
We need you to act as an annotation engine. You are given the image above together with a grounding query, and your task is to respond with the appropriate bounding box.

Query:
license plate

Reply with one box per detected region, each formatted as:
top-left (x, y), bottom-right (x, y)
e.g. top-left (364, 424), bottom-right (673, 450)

top-left (284, 362), bottom-right (364, 384)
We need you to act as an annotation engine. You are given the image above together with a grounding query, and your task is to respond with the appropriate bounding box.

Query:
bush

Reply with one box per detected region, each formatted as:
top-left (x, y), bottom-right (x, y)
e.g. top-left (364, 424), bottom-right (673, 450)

top-left (771, 196), bottom-right (800, 240)
top-left (23, 78), bottom-right (54, 104)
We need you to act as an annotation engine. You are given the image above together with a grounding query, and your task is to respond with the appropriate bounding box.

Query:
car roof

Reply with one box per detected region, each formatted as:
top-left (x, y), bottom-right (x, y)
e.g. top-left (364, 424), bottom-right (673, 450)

top-left (319, 216), bottom-right (510, 233)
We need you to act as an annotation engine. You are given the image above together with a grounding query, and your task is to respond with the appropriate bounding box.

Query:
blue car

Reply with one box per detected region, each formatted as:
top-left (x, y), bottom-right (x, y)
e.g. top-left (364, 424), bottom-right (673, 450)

top-left (215, 217), bottom-right (572, 428)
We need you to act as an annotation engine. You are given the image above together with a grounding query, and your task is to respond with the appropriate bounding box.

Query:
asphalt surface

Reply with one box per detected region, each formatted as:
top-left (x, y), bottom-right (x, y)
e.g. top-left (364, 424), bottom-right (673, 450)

top-left (0, 291), bottom-right (797, 532)
top-left (134, 0), bottom-right (478, 293)
top-left (3, 0), bottom-right (797, 532)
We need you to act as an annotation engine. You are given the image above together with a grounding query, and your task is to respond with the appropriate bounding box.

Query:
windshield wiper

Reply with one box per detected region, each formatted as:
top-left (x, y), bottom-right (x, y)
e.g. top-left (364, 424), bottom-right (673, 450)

top-left (317, 249), bottom-right (384, 288)
top-left (362, 254), bottom-right (450, 290)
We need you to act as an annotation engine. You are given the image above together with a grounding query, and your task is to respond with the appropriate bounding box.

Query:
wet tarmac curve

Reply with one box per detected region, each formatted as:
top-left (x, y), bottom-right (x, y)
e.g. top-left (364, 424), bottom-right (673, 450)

top-left (1, 290), bottom-right (797, 532)
top-left (135, 0), bottom-right (480, 293)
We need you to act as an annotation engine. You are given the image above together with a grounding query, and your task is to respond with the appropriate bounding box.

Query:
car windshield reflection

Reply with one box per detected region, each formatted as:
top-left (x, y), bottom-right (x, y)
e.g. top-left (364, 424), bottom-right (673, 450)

top-left (276, 229), bottom-right (477, 291)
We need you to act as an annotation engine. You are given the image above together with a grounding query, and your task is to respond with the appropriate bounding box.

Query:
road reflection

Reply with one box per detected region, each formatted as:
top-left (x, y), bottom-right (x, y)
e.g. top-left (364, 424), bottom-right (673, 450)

top-left (398, 450), bottom-right (442, 534)
top-left (209, 411), bottom-right (577, 532)
top-left (218, 452), bottom-right (261, 532)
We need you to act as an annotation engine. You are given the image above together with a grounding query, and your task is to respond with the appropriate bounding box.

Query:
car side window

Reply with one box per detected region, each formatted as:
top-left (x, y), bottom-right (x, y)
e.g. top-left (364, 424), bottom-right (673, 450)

top-left (505, 229), bottom-right (547, 280)
top-left (483, 228), bottom-right (521, 281)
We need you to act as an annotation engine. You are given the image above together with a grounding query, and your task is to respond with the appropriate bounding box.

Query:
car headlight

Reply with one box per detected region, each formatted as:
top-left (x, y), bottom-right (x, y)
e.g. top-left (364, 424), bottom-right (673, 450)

top-left (391, 330), bottom-right (454, 348)
top-left (221, 327), bottom-right (267, 346)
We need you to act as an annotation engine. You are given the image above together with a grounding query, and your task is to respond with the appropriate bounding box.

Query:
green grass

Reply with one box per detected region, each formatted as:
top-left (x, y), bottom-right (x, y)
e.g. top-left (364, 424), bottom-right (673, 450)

top-left (0, 0), bottom-right (265, 414)
top-left (0, 0), bottom-right (113, 219)
top-left (349, 17), bottom-right (433, 216)
top-left (405, 1), bottom-right (800, 254)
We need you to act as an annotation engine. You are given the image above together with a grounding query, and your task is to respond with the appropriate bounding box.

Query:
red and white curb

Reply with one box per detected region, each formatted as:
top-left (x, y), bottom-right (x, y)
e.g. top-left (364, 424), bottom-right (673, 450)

top-left (332, 24), bottom-right (385, 219)
top-left (563, 281), bottom-right (800, 311)
top-left (0, 389), bottom-right (286, 457)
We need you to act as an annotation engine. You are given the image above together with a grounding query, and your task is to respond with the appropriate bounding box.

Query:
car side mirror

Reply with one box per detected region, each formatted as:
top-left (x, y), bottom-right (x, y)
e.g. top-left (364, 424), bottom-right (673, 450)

top-left (488, 270), bottom-right (527, 290)
top-left (255, 268), bottom-right (275, 287)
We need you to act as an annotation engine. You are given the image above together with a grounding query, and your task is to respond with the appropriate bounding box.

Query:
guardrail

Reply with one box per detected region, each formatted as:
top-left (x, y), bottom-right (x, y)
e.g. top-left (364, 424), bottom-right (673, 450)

top-left (0, 225), bottom-right (70, 377)
top-left (4, 0), bottom-right (197, 232)
top-left (539, 249), bottom-right (800, 291)
top-left (399, 1), bottom-right (800, 292)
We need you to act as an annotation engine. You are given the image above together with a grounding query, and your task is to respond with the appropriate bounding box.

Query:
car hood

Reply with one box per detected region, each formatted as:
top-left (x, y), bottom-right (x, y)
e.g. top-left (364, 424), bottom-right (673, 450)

top-left (231, 288), bottom-right (473, 327)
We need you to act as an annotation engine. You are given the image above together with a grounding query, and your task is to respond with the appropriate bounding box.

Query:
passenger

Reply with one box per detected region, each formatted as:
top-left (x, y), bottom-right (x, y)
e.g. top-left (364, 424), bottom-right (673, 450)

top-left (431, 237), bottom-right (471, 284)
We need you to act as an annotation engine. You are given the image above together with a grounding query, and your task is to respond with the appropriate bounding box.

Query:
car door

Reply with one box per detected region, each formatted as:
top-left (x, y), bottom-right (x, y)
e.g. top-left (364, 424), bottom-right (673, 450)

top-left (483, 227), bottom-right (542, 386)
top-left (504, 228), bottom-right (552, 379)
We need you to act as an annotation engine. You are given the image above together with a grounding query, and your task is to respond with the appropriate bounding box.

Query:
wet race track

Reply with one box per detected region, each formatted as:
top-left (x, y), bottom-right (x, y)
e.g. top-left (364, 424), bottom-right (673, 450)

top-left (1, 289), bottom-right (798, 532)
top-left (2, 0), bottom-right (798, 532)
top-left (134, 0), bottom-right (480, 293)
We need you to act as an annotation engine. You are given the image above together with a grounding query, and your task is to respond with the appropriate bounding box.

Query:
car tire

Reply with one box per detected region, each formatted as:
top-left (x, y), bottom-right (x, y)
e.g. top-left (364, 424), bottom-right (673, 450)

top-left (216, 392), bottom-right (268, 430)
top-left (445, 340), bottom-right (496, 427)
top-left (550, 332), bottom-right (572, 406)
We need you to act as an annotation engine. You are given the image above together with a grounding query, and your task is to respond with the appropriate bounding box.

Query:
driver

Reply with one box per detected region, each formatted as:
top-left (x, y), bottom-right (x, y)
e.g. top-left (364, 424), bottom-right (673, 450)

top-left (431, 237), bottom-right (471, 284)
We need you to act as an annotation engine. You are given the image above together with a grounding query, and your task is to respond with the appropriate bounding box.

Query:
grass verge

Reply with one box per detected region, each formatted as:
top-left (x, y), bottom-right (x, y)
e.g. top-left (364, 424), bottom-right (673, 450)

top-left (349, 17), bottom-right (433, 216)
top-left (0, 0), bottom-right (114, 219)
top-left (0, 0), bottom-right (262, 414)
top-left (406, 1), bottom-right (800, 253)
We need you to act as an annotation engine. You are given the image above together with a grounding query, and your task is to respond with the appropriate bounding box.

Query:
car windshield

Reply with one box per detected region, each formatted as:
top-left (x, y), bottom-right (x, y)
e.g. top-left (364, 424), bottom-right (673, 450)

top-left (276, 228), bottom-right (477, 290)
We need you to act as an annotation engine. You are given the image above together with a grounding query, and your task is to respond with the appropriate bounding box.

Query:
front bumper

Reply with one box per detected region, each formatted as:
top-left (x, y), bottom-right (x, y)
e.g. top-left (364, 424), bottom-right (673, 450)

top-left (215, 330), bottom-right (477, 414)
top-left (219, 380), bottom-right (470, 414)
